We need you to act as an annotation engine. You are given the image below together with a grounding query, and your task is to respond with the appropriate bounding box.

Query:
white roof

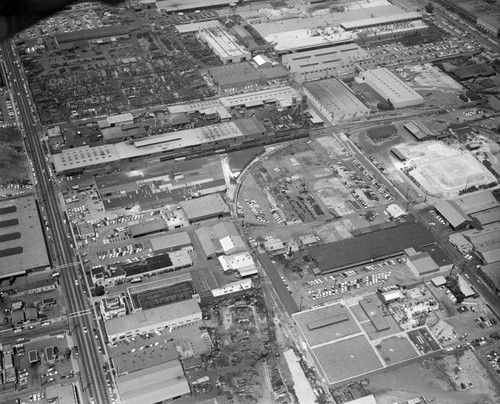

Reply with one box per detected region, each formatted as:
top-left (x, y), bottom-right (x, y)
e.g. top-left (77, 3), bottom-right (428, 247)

top-left (212, 278), bottom-right (253, 297)
top-left (432, 275), bottom-right (447, 287)
top-left (218, 252), bottom-right (255, 271)
top-left (340, 12), bottom-right (422, 30)
top-left (107, 113), bottom-right (134, 125)
top-left (220, 86), bottom-right (299, 108)
top-left (361, 68), bottom-right (424, 106)
top-left (386, 203), bottom-right (406, 218)
top-left (382, 290), bottom-right (403, 301)
top-left (199, 27), bottom-right (250, 59)
top-left (175, 20), bottom-right (221, 34)
top-left (219, 235), bottom-right (245, 254)
top-left (253, 54), bottom-right (272, 66)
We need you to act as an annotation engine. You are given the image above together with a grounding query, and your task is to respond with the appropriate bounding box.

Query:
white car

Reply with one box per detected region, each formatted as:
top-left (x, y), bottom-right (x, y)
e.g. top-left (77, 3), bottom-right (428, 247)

top-left (83, 327), bottom-right (88, 333)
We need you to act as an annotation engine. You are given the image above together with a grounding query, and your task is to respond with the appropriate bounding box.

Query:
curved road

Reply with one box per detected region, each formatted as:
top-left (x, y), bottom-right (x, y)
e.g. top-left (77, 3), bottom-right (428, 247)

top-left (1, 40), bottom-right (109, 404)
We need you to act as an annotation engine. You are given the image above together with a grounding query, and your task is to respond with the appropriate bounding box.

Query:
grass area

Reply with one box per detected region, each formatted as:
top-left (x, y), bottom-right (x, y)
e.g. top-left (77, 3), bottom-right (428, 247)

top-left (0, 127), bottom-right (30, 185)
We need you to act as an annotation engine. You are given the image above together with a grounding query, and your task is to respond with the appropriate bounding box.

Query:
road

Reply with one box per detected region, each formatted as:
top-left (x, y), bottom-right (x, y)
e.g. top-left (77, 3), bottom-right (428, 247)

top-left (1, 40), bottom-right (110, 404)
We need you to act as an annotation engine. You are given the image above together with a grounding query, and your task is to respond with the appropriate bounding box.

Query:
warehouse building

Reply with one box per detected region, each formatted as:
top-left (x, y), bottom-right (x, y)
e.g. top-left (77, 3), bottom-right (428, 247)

top-left (303, 78), bottom-right (370, 122)
top-left (405, 250), bottom-right (440, 280)
top-left (98, 113), bottom-right (134, 129)
top-left (121, 251), bottom-right (192, 280)
top-left (220, 86), bottom-right (300, 110)
top-left (462, 224), bottom-right (500, 265)
top-left (340, 12), bottom-right (422, 31)
top-left (356, 20), bottom-right (429, 44)
top-left (117, 359), bottom-right (190, 404)
top-left (155, 0), bottom-right (231, 13)
top-left (470, 206), bottom-right (500, 229)
top-left (52, 118), bottom-right (266, 175)
top-left (194, 221), bottom-right (244, 259)
top-left (149, 232), bottom-right (192, 255)
top-left (309, 222), bottom-right (435, 273)
top-left (128, 273), bottom-right (194, 311)
top-left (208, 62), bottom-right (262, 93)
top-left (404, 121), bottom-right (436, 141)
top-left (105, 298), bottom-right (202, 342)
top-left (281, 44), bottom-right (374, 82)
top-left (129, 218), bottom-right (168, 238)
top-left (434, 200), bottom-right (472, 230)
top-left (478, 263), bottom-right (500, 294)
top-left (198, 26), bottom-right (251, 65)
top-left (360, 68), bottom-right (424, 109)
top-left (218, 252), bottom-right (258, 278)
top-left (180, 193), bottom-right (230, 224)
top-left (0, 195), bottom-right (50, 279)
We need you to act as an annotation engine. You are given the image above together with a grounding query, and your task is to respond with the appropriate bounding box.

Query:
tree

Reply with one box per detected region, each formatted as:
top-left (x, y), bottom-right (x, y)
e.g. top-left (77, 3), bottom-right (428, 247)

top-left (425, 2), bottom-right (435, 13)
top-left (95, 285), bottom-right (105, 297)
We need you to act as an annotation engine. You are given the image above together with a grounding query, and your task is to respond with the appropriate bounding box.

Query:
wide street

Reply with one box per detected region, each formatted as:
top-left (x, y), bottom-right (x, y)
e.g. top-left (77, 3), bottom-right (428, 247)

top-left (1, 40), bottom-right (110, 404)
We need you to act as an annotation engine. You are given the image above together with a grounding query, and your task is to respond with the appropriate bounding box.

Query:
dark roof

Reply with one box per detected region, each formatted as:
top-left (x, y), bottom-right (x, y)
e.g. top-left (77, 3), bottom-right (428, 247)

top-left (55, 25), bottom-right (133, 43)
top-left (0, 206), bottom-right (16, 215)
top-left (209, 62), bottom-right (261, 87)
top-left (367, 124), bottom-right (397, 139)
top-left (310, 222), bottom-right (435, 272)
top-left (452, 63), bottom-right (495, 80)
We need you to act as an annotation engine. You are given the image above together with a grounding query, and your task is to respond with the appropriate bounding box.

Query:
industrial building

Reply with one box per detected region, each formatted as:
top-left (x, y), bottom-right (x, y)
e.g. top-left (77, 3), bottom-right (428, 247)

top-left (120, 251), bottom-right (192, 280)
top-left (478, 263), bottom-right (500, 294)
top-left (0, 195), bottom-right (50, 279)
top-left (303, 78), bottom-right (370, 122)
top-left (437, 0), bottom-right (500, 37)
top-left (117, 359), bottom-right (190, 404)
top-left (98, 113), bottom-right (134, 129)
top-left (208, 62), bottom-right (263, 93)
top-left (356, 20), bottom-right (429, 44)
top-left (360, 68), bottom-right (424, 109)
top-left (218, 252), bottom-right (258, 278)
top-left (180, 193), bottom-right (230, 224)
top-left (404, 121), bottom-right (440, 141)
top-left (309, 222), bottom-right (435, 273)
top-left (149, 232), bottom-right (192, 255)
top-left (194, 221), bottom-right (245, 259)
top-left (220, 86), bottom-right (300, 109)
top-left (470, 206), bottom-right (500, 229)
top-left (281, 44), bottom-right (374, 82)
top-left (128, 273), bottom-right (194, 311)
top-left (129, 217), bottom-right (168, 238)
top-left (340, 12), bottom-right (422, 31)
top-left (100, 293), bottom-right (127, 321)
top-left (462, 224), bottom-right (500, 265)
top-left (52, 118), bottom-right (267, 174)
top-left (154, 0), bottom-right (231, 13)
top-left (198, 26), bottom-right (251, 65)
top-left (105, 298), bottom-right (202, 342)
top-left (434, 200), bottom-right (472, 230)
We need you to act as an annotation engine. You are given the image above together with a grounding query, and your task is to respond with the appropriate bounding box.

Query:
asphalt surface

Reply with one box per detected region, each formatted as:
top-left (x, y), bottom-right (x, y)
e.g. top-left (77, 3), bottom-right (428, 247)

top-left (1, 40), bottom-right (110, 404)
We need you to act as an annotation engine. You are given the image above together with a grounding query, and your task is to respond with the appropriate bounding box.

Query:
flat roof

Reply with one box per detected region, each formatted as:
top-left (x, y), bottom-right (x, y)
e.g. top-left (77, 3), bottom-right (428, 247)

top-left (312, 334), bottom-right (383, 385)
top-left (190, 268), bottom-right (220, 294)
top-left (149, 231), bottom-right (191, 252)
top-left (435, 200), bottom-right (471, 228)
top-left (156, 0), bottom-right (231, 12)
top-left (294, 303), bottom-right (361, 347)
top-left (127, 273), bottom-right (192, 296)
top-left (106, 299), bottom-right (201, 337)
top-left (304, 78), bottom-right (369, 119)
top-left (175, 20), bottom-right (222, 34)
top-left (220, 86), bottom-right (299, 108)
top-left (408, 252), bottom-right (439, 275)
top-left (282, 43), bottom-right (371, 72)
top-left (361, 68), bottom-right (423, 105)
top-left (180, 193), bottom-right (229, 221)
top-left (118, 359), bottom-right (190, 404)
top-left (310, 222), bottom-right (435, 273)
top-left (52, 144), bottom-right (121, 172)
top-left (359, 297), bottom-right (390, 332)
top-left (129, 218), bottom-right (167, 237)
top-left (340, 12), bottom-right (421, 30)
top-left (0, 195), bottom-right (50, 277)
top-left (134, 121), bottom-right (243, 148)
top-left (199, 26), bottom-right (249, 59)
top-left (111, 339), bottom-right (178, 376)
top-left (264, 28), bottom-right (355, 52)
top-left (209, 62), bottom-right (261, 87)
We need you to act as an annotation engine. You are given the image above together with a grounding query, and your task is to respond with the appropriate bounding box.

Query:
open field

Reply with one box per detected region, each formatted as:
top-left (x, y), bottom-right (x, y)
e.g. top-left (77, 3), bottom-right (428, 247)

top-left (0, 127), bottom-right (30, 189)
top-left (366, 351), bottom-right (500, 404)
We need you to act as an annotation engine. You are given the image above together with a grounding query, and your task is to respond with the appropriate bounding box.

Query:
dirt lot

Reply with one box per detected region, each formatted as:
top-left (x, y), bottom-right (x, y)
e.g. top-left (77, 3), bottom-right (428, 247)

top-left (366, 351), bottom-right (500, 404)
top-left (0, 127), bottom-right (31, 189)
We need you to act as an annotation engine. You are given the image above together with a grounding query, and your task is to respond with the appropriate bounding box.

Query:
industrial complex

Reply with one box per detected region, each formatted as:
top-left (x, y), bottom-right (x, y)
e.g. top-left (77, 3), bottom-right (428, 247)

top-left (1, 0), bottom-right (500, 404)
